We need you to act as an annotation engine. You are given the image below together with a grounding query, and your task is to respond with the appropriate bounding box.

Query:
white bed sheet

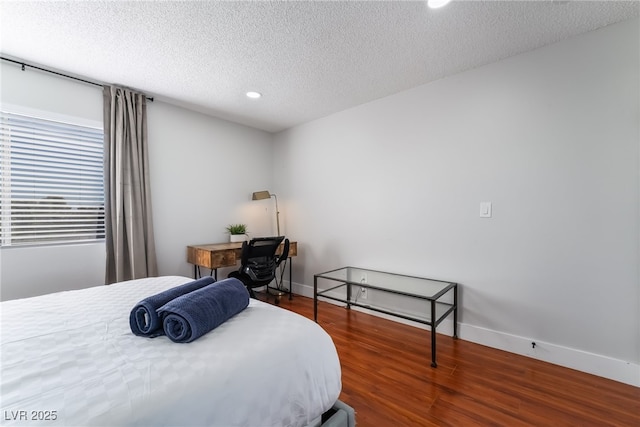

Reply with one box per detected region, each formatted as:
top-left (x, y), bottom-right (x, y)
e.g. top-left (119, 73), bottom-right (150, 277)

top-left (0, 276), bottom-right (342, 427)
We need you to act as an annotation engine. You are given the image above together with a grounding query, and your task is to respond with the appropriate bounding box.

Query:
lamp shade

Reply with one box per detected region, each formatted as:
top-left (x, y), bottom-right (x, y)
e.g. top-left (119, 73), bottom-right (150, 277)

top-left (251, 190), bottom-right (280, 236)
top-left (252, 191), bottom-right (271, 201)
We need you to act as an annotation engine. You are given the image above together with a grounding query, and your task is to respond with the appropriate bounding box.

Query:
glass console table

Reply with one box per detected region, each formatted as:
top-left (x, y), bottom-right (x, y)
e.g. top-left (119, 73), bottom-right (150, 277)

top-left (314, 266), bottom-right (458, 367)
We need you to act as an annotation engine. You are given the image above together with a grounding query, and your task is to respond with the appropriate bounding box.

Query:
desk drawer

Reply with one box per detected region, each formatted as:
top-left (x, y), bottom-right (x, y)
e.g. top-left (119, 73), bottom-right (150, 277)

top-left (187, 246), bottom-right (237, 269)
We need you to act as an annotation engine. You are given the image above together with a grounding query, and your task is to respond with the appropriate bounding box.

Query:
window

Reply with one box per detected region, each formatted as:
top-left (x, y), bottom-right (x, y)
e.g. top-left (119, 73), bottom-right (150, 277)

top-left (0, 111), bottom-right (105, 246)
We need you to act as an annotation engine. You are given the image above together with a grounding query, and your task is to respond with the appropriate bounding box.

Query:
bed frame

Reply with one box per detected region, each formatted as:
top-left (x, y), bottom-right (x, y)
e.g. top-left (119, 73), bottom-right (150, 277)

top-left (316, 400), bottom-right (356, 427)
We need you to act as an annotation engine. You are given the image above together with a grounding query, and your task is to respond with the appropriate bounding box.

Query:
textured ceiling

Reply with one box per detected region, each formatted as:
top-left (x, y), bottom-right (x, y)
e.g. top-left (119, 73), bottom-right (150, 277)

top-left (0, 1), bottom-right (638, 133)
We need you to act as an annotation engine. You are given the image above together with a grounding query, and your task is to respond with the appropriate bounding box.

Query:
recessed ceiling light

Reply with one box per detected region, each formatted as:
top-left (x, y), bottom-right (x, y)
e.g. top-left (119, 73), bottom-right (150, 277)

top-left (427, 0), bottom-right (452, 9)
top-left (246, 91), bottom-right (262, 99)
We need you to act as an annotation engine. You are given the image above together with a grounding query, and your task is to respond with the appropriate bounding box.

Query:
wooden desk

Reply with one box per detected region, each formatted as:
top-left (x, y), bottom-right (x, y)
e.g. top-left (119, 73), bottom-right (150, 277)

top-left (187, 241), bottom-right (297, 298)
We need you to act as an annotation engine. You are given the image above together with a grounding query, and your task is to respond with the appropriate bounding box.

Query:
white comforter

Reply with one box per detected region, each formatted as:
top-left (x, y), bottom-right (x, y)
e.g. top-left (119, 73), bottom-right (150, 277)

top-left (0, 276), bottom-right (342, 427)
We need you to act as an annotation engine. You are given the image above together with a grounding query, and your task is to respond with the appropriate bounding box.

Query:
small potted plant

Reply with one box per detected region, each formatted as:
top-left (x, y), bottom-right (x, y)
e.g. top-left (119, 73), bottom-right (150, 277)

top-left (226, 223), bottom-right (248, 243)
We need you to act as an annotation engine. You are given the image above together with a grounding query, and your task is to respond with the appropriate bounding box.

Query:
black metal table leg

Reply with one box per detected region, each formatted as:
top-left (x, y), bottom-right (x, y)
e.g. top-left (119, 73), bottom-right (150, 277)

top-left (453, 284), bottom-right (458, 339)
top-left (431, 299), bottom-right (437, 367)
top-left (314, 276), bottom-right (318, 322)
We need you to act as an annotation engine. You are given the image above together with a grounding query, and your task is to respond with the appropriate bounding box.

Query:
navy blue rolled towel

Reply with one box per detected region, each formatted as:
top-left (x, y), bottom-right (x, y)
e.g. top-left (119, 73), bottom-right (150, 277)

top-left (158, 277), bottom-right (250, 343)
top-left (130, 276), bottom-right (216, 337)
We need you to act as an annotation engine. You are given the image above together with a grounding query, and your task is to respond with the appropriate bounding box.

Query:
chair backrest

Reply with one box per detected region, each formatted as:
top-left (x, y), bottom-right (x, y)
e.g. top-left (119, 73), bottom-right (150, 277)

top-left (240, 236), bottom-right (285, 284)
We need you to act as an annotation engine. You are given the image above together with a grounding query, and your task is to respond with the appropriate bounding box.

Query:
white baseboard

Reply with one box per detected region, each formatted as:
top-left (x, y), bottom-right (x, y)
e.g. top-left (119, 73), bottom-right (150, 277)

top-left (460, 323), bottom-right (640, 387)
top-left (292, 282), bottom-right (640, 388)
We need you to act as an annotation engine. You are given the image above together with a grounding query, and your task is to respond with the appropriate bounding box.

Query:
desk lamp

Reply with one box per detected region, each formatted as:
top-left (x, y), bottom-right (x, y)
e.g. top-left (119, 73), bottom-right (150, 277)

top-left (252, 191), bottom-right (280, 236)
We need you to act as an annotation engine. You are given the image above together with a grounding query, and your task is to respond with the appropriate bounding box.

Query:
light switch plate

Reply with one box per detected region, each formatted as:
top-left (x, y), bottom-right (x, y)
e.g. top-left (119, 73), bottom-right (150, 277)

top-left (480, 202), bottom-right (492, 218)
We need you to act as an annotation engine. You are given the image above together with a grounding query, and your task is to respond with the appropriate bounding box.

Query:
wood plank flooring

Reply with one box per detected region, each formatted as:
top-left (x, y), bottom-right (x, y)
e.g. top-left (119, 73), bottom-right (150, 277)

top-left (260, 294), bottom-right (640, 426)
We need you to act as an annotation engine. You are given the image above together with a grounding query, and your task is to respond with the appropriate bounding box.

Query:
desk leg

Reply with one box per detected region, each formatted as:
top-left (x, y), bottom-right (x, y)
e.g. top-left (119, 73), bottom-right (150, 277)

top-left (195, 266), bottom-right (217, 280)
top-left (431, 299), bottom-right (437, 367)
top-left (346, 283), bottom-right (351, 310)
top-left (288, 257), bottom-right (293, 300)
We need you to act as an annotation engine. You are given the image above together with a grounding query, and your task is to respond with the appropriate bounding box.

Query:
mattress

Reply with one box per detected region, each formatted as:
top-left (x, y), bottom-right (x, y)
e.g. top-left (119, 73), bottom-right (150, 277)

top-left (0, 276), bottom-right (342, 427)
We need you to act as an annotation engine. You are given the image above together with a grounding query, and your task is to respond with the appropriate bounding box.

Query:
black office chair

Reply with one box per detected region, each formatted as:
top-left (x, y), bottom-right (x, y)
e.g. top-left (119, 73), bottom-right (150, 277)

top-left (228, 236), bottom-right (290, 299)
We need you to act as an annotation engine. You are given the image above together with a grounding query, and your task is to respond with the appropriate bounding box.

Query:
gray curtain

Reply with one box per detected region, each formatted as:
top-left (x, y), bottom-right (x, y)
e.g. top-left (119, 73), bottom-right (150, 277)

top-left (103, 85), bottom-right (158, 284)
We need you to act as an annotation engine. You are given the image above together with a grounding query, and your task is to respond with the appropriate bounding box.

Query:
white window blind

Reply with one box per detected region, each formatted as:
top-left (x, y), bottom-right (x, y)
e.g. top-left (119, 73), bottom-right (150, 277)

top-left (0, 111), bottom-right (105, 246)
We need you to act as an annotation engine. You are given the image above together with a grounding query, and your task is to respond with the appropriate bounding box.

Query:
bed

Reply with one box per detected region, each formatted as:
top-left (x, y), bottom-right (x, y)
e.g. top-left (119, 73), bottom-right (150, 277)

top-left (0, 276), bottom-right (353, 426)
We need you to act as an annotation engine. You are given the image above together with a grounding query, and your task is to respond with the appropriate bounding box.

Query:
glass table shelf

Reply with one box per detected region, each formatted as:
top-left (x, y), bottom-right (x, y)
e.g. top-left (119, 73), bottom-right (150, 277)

top-left (314, 266), bottom-right (458, 367)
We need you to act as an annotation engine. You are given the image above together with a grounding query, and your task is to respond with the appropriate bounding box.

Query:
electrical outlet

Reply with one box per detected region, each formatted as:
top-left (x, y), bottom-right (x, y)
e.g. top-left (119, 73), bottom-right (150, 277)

top-left (360, 287), bottom-right (368, 299)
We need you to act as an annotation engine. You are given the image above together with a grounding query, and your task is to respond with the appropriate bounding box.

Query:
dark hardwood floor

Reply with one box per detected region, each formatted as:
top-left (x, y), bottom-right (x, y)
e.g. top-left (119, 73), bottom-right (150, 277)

top-left (259, 293), bottom-right (640, 426)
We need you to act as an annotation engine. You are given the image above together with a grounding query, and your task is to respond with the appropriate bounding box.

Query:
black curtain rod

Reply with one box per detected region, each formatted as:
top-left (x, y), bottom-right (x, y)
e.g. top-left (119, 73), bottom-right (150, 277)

top-left (1, 56), bottom-right (154, 102)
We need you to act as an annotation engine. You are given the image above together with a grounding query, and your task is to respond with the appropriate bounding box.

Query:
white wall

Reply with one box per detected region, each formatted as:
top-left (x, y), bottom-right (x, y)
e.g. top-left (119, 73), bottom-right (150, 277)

top-left (0, 61), bottom-right (275, 300)
top-left (147, 101), bottom-right (274, 279)
top-left (273, 18), bottom-right (640, 386)
top-left (0, 61), bottom-right (105, 300)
